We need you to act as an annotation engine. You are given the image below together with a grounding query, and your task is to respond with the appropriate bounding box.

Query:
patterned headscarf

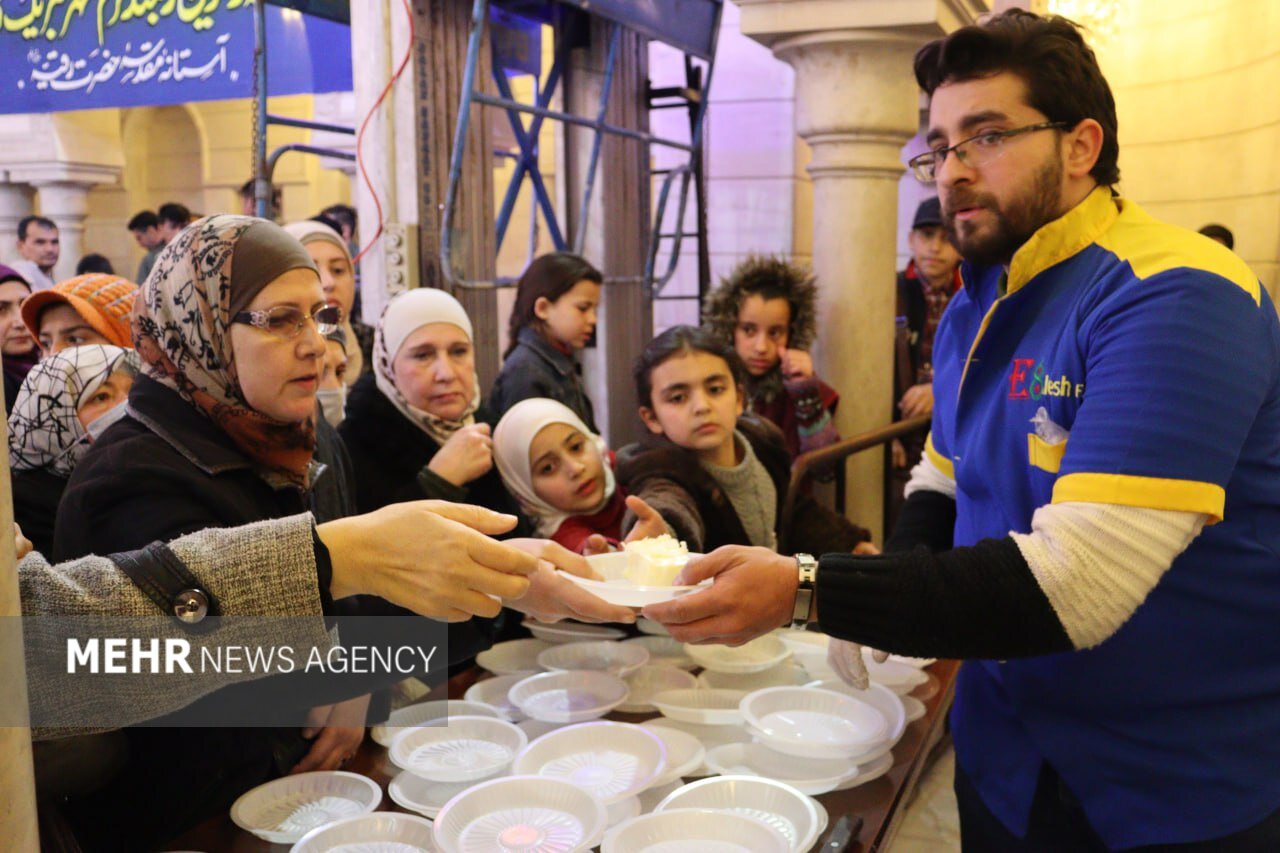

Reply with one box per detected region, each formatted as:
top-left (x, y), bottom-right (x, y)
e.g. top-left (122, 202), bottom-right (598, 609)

top-left (8, 345), bottom-right (138, 478)
top-left (493, 397), bottom-right (616, 537)
top-left (373, 288), bottom-right (480, 447)
top-left (132, 215), bottom-right (321, 489)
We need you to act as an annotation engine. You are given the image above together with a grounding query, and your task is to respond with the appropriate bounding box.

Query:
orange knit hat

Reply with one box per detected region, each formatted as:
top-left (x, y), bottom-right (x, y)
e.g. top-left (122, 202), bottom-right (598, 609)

top-left (21, 274), bottom-right (139, 349)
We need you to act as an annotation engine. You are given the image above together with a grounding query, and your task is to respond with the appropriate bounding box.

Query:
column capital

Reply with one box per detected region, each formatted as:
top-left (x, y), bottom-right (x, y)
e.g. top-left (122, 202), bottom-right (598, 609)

top-left (734, 0), bottom-right (989, 48)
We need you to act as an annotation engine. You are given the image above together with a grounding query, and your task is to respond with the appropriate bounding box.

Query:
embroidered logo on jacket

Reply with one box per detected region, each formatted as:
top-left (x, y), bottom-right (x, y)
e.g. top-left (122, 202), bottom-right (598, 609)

top-left (1009, 358), bottom-right (1084, 400)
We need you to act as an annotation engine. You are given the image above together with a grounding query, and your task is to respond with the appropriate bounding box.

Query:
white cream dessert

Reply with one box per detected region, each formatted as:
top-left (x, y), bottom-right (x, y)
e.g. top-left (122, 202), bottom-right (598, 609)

top-left (623, 535), bottom-right (690, 586)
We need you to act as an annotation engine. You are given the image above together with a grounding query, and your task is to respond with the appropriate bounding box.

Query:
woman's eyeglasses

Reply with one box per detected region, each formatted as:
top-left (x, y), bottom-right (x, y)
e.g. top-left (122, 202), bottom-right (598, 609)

top-left (231, 303), bottom-right (342, 341)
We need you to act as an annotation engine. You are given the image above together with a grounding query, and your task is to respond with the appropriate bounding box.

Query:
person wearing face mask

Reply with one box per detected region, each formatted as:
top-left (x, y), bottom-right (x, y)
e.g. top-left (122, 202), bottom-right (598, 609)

top-left (316, 323), bottom-right (349, 426)
top-left (0, 264), bottom-right (37, 411)
top-left (283, 219), bottom-right (370, 385)
top-left (8, 345), bottom-right (138, 555)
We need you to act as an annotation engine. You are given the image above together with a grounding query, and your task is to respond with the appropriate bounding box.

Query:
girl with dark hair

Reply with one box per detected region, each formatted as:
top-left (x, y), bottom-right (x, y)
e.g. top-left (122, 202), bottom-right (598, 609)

top-left (488, 251), bottom-right (602, 431)
top-left (703, 254), bottom-right (840, 458)
top-left (616, 324), bottom-right (873, 555)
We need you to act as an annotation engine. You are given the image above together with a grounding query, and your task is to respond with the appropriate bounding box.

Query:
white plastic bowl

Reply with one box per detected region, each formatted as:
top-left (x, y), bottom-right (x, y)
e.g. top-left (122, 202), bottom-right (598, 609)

top-left (697, 661), bottom-right (809, 692)
top-left (290, 811), bottom-right (435, 852)
top-left (508, 670), bottom-right (630, 724)
top-left (232, 771), bottom-right (382, 844)
top-left (602, 808), bottom-right (789, 853)
top-left (636, 617), bottom-right (671, 636)
top-left (389, 716), bottom-right (527, 783)
top-left (477, 638), bottom-right (552, 675)
top-left (865, 654), bottom-right (930, 693)
top-left (518, 718), bottom-right (570, 740)
top-left (538, 640), bottom-right (650, 677)
top-left (813, 680), bottom-right (907, 746)
top-left (512, 721), bottom-right (667, 804)
top-left (651, 688), bottom-right (747, 726)
top-left (836, 750), bottom-right (895, 790)
top-left (684, 636), bottom-right (790, 674)
top-left (702, 742), bottom-right (857, 796)
top-left (903, 695), bottom-right (926, 723)
top-left (523, 619), bottom-right (627, 644)
top-left (638, 723), bottom-right (707, 787)
top-left (371, 699), bottom-right (500, 746)
top-left (433, 775), bottom-right (607, 853)
top-left (388, 771), bottom-right (500, 820)
top-left (622, 635), bottom-right (695, 670)
top-left (618, 665), bottom-right (698, 713)
top-left (775, 629), bottom-right (830, 656)
top-left (464, 671), bottom-right (537, 722)
top-left (656, 775), bottom-right (822, 853)
top-left (740, 687), bottom-right (888, 759)
top-left (639, 718), bottom-right (750, 770)
top-left (606, 795), bottom-right (641, 828)
top-left (568, 551), bottom-right (711, 607)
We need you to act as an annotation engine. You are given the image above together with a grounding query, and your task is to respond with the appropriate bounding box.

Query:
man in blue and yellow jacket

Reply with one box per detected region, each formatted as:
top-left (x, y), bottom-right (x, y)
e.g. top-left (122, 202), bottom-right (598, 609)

top-left (644, 9), bottom-right (1280, 850)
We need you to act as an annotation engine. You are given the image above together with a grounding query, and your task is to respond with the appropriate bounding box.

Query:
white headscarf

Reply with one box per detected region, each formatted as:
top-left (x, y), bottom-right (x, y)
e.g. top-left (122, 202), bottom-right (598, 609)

top-left (373, 288), bottom-right (480, 447)
top-left (283, 219), bottom-right (364, 385)
top-left (8, 345), bottom-right (138, 477)
top-left (493, 397), bottom-right (616, 537)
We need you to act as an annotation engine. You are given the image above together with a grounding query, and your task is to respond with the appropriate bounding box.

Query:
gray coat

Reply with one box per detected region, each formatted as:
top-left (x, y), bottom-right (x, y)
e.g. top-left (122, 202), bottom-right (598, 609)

top-left (19, 513), bottom-right (332, 739)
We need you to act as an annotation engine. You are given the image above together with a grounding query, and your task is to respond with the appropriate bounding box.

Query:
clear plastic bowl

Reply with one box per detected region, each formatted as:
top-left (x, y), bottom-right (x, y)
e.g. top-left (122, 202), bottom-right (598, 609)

top-left (432, 775), bottom-right (607, 853)
top-left (231, 770), bottom-right (381, 844)
top-left (512, 721), bottom-right (667, 805)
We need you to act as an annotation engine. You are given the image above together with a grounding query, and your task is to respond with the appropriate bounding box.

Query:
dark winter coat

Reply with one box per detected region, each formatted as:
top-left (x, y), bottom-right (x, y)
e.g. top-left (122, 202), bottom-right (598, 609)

top-left (488, 326), bottom-right (597, 432)
top-left (616, 414), bottom-right (870, 555)
top-left (12, 468), bottom-right (67, 557)
top-left (339, 372), bottom-right (528, 667)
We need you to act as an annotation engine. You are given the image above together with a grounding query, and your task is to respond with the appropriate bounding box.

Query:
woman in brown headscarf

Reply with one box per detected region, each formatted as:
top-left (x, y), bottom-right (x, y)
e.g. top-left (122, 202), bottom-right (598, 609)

top-left (52, 215), bottom-right (368, 847)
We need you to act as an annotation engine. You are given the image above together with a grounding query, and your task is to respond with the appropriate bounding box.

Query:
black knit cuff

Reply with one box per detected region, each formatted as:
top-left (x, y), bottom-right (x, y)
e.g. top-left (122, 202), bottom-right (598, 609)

top-left (815, 537), bottom-right (1072, 660)
top-left (885, 489), bottom-right (956, 554)
top-left (417, 466), bottom-right (470, 503)
top-left (311, 525), bottom-right (338, 625)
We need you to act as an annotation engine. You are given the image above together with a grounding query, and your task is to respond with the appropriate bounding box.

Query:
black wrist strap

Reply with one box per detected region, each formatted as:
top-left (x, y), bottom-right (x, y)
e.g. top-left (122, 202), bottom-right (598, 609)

top-left (109, 542), bottom-right (219, 634)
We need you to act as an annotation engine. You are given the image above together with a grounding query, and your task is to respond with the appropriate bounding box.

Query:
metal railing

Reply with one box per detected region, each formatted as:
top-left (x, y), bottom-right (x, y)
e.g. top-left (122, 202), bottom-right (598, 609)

top-left (779, 415), bottom-right (931, 554)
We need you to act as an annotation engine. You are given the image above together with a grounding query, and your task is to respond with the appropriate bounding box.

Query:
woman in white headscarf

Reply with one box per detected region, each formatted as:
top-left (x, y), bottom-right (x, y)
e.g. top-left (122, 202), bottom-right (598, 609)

top-left (283, 219), bottom-right (369, 386)
top-left (338, 288), bottom-right (512, 512)
top-left (8, 344), bottom-right (138, 554)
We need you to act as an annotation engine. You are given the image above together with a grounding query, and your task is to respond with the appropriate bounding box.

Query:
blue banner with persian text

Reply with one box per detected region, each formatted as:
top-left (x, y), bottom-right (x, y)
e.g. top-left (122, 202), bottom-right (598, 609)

top-left (0, 1), bottom-right (352, 115)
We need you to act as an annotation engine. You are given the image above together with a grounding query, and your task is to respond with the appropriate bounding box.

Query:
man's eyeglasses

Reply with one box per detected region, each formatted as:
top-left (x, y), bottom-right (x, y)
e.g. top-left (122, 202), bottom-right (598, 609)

top-left (231, 303), bottom-right (342, 341)
top-left (908, 121), bottom-right (1070, 183)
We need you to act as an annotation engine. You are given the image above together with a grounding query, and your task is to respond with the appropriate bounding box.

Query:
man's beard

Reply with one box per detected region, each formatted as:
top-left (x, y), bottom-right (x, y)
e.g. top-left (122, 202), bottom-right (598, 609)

top-left (943, 156), bottom-right (1064, 267)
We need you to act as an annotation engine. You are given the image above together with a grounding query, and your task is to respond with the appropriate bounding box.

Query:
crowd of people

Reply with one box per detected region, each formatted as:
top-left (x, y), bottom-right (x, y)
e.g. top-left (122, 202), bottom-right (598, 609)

top-left (6, 8), bottom-right (1279, 852)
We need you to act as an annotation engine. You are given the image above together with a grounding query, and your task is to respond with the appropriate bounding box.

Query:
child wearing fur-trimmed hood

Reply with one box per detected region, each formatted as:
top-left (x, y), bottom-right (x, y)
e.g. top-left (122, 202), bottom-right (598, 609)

top-left (703, 254), bottom-right (840, 458)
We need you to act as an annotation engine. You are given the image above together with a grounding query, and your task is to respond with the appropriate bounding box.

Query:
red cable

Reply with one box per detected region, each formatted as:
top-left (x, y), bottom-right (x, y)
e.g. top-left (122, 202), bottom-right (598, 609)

top-left (352, 0), bottom-right (416, 265)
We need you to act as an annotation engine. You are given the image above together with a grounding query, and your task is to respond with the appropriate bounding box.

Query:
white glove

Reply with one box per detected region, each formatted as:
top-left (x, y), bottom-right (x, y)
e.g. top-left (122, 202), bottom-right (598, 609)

top-left (826, 639), bottom-right (892, 689)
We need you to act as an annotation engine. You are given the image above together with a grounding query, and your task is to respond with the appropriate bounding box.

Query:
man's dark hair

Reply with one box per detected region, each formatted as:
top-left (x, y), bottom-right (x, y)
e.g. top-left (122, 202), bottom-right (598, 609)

top-left (157, 203), bottom-right (192, 227)
top-left (17, 215), bottom-right (57, 241)
top-left (633, 324), bottom-right (747, 410)
top-left (75, 253), bottom-right (115, 275)
top-left (1198, 224), bottom-right (1234, 250)
top-left (913, 9), bottom-right (1120, 187)
top-left (127, 210), bottom-right (159, 232)
top-left (320, 204), bottom-right (357, 233)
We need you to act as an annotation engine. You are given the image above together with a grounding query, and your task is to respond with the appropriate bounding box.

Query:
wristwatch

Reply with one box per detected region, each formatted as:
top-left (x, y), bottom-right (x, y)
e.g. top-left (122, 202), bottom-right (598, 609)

top-left (791, 553), bottom-right (818, 629)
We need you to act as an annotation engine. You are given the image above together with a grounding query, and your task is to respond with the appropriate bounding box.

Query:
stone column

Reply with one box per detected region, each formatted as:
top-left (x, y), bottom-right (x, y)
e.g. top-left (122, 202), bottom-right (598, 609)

top-left (32, 181), bottom-right (92, 283)
top-left (0, 184), bottom-right (34, 262)
top-left (735, 1), bottom-right (985, 538)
